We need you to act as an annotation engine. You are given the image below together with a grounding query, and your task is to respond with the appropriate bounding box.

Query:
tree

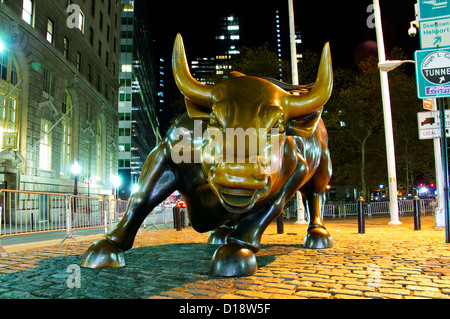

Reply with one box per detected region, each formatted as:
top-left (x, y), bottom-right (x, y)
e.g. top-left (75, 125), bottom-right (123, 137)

top-left (231, 43), bottom-right (291, 81)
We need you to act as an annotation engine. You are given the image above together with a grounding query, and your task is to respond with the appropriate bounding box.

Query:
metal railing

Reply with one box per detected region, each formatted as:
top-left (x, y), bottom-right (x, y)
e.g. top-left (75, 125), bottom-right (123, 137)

top-left (0, 189), bottom-right (190, 255)
top-left (322, 198), bottom-right (436, 219)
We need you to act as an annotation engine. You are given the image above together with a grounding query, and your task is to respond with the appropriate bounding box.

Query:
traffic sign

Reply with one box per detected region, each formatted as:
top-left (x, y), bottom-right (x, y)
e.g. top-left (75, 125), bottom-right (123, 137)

top-left (419, 17), bottom-right (450, 49)
top-left (415, 49), bottom-right (450, 98)
top-left (418, 0), bottom-right (450, 20)
top-left (417, 110), bottom-right (450, 139)
top-left (423, 98), bottom-right (434, 110)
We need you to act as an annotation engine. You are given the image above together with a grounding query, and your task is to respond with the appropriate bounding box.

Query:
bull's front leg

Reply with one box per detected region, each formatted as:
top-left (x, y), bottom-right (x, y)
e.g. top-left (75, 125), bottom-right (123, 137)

top-left (210, 198), bottom-right (285, 277)
top-left (81, 143), bottom-right (176, 268)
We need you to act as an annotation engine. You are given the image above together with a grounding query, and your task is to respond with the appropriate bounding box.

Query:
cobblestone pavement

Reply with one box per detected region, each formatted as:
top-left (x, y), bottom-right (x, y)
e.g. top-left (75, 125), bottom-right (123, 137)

top-left (1, 215), bottom-right (450, 300)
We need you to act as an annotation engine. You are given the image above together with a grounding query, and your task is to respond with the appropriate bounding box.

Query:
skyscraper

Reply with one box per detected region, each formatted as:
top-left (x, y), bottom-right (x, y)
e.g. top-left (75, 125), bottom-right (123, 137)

top-left (118, 0), bottom-right (161, 199)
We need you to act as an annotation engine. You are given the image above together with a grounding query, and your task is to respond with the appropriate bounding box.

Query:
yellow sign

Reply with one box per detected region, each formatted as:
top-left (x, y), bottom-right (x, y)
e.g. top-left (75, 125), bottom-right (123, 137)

top-left (2, 133), bottom-right (17, 149)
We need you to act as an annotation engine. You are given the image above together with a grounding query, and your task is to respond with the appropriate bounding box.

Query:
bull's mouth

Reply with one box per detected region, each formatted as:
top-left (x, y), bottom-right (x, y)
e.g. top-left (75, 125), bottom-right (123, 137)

top-left (220, 187), bottom-right (256, 208)
top-left (213, 178), bottom-right (272, 214)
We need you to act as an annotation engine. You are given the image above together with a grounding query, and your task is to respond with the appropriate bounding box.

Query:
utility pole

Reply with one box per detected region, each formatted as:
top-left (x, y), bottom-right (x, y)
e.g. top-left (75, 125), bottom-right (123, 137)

top-left (373, 0), bottom-right (401, 225)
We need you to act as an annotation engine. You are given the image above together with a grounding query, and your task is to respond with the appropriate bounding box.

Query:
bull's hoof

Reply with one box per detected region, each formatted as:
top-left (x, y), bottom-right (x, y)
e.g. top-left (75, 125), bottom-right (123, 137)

top-left (210, 243), bottom-right (257, 277)
top-left (304, 225), bottom-right (332, 249)
top-left (207, 227), bottom-right (233, 245)
top-left (81, 239), bottom-right (125, 268)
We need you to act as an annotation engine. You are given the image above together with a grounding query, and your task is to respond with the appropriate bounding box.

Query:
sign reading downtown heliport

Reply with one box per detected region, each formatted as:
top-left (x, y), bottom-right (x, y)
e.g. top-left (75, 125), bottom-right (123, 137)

top-left (415, 49), bottom-right (450, 98)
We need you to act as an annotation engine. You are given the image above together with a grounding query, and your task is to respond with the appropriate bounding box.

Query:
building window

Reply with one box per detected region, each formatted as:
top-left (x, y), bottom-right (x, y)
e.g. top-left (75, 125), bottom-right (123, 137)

top-left (22, 0), bottom-right (34, 26)
top-left (87, 64), bottom-right (92, 83)
top-left (46, 19), bottom-right (54, 44)
top-left (43, 67), bottom-right (53, 95)
top-left (63, 37), bottom-right (69, 59)
top-left (77, 10), bottom-right (85, 33)
top-left (0, 52), bottom-right (20, 151)
top-left (61, 91), bottom-right (73, 175)
top-left (39, 119), bottom-right (52, 170)
top-left (76, 52), bottom-right (81, 71)
top-left (99, 12), bottom-right (103, 31)
top-left (96, 118), bottom-right (104, 182)
top-left (89, 27), bottom-right (94, 46)
top-left (98, 40), bottom-right (102, 57)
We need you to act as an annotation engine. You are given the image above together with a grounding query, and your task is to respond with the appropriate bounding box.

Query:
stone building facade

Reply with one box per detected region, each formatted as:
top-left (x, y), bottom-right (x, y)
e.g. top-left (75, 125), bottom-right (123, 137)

top-left (0, 0), bottom-right (121, 195)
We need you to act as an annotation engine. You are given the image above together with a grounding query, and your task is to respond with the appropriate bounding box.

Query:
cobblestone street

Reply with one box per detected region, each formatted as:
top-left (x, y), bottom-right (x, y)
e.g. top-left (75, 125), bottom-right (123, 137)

top-left (1, 215), bottom-right (450, 301)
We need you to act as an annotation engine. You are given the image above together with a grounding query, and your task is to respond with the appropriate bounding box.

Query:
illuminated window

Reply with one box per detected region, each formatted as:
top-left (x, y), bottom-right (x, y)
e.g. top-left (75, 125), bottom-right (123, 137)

top-left (46, 19), bottom-right (54, 44)
top-left (77, 9), bottom-right (85, 33)
top-left (0, 51), bottom-right (20, 150)
top-left (230, 35), bottom-right (240, 40)
top-left (96, 118), bottom-right (104, 182)
top-left (61, 91), bottom-right (73, 175)
top-left (121, 64), bottom-right (132, 73)
top-left (39, 119), bottom-right (52, 170)
top-left (22, 0), bottom-right (34, 26)
top-left (227, 25), bottom-right (239, 31)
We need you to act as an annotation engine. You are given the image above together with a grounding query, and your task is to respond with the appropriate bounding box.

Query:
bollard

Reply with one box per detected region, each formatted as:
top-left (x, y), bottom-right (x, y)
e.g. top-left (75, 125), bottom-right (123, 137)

top-left (413, 196), bottom-right (421, 230)
top-left (277, 212), bottom-right (284, 234)
top-left (180, 209), bottom-right (185, 228)
top-left (357, 196), bottom-right (365, 234)
top-left (173, 206), bottom-right (182, 231)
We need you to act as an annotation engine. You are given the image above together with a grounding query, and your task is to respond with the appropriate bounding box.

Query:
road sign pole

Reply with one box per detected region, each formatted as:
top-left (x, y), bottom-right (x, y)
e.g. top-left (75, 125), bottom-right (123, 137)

top-left (438, 97), bottom-right (450, 242)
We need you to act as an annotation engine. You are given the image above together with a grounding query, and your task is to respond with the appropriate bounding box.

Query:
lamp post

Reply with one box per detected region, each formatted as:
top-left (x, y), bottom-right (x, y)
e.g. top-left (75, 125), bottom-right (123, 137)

top-left (71, 160), bottom-right (81, 215)
top-left (71, 160), bottom-right (81, 196)
top-left (111, 175), bottom-right (121, 200)
top-left (373, 0), bottom-right (401, 225)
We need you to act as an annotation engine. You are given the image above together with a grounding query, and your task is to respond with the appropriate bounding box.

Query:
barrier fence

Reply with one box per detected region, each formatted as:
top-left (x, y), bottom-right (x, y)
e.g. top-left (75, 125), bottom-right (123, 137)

top-left (322, 198), bottom-right (436, 219)
top-left (0, 188), bottom-right (438, 254)
top-left (0, 189), bottom-right (191, 255)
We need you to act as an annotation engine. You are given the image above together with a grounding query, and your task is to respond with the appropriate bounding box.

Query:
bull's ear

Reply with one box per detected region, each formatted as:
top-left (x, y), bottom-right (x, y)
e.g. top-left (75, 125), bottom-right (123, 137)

top-left (286, 109), bottom-right (323, 137)
top-left (185, 97), bottom-right (211, 121)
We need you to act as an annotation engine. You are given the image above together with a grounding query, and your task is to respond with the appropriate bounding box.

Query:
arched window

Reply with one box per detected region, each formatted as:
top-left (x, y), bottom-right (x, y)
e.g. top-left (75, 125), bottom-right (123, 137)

top-left (60, 90), bottom-right (73, 175)
top-left (0, 50), bottom-right (20, 150)
top-left (96, 118), bottom-right (104, 182)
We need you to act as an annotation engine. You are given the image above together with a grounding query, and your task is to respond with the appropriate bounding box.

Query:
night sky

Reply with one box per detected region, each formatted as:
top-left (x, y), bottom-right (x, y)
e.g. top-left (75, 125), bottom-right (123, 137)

top-left (145, 0), bottom-right (420, 132)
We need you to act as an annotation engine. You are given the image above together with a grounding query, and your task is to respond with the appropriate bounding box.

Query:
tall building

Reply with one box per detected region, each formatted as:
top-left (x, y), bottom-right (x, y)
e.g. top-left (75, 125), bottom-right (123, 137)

top-left (0, 0), bottom-right (121, 195)
top-left (118, 0), bottom-right (161, 199)
top-left (215, 15), bottom-right (240, 76)
top-left (190, 14), bottom-right (240, 84)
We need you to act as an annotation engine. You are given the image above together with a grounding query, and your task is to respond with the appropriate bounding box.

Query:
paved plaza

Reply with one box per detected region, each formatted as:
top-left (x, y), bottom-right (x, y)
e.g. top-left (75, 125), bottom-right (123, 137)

top-left (1, 214), bottom-right (450, 300)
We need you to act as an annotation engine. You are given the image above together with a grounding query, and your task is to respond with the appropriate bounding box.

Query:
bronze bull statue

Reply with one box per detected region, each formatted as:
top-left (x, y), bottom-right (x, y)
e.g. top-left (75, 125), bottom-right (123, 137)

top-left (81, 34), bottom-right (333, 277)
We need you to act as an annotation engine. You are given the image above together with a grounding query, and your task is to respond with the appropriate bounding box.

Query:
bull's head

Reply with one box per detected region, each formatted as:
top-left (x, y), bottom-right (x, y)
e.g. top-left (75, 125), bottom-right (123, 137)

top-left (172, 34), bottom-right (332, 213)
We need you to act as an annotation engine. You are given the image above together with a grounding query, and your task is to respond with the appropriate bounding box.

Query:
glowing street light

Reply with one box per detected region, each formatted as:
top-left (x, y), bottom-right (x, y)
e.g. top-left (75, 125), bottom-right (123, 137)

top-left (111, 175), bottom-right (121, 199)
top-left (0, 40), bottom-right (4, 53)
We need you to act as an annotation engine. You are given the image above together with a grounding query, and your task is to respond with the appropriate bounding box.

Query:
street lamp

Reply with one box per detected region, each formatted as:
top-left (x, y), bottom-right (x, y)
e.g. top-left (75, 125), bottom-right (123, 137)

top-left (373, 0), bottom-right (401, 225)
top-left (111, 175), bottom-right (121, 199)
top-left (71, 160), bottom-right (81, 196)
top-left (378, 60), bottom-right (415, 72)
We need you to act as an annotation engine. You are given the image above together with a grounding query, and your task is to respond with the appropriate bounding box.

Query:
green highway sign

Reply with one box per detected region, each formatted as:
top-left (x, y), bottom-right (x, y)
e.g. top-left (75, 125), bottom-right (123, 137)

top-left (418, 0), bottom-right (450, 20)
top-left (415, 49), bottom-right (450, 98)
top-left (420, 17), bottom-right (450, 49)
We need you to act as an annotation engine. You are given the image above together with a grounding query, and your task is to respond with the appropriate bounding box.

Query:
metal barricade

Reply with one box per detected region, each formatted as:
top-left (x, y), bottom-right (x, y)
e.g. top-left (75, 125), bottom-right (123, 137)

top-left (142, 206), bottom-right (175, 230)
top-left (0, 189), bottom-right (67, 237)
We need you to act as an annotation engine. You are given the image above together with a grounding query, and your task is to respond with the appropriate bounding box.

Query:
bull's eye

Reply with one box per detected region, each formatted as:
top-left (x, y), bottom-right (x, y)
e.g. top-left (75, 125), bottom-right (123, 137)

top-left (209, 113), bottom-right (223, 131)
top-left (272, 117), bottom-right (285, 134)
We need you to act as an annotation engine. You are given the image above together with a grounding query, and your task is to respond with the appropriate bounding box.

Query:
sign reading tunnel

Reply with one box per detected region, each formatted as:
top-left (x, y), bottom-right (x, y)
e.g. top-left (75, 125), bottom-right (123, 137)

top-left (415, 49), bottom-right (450, 98)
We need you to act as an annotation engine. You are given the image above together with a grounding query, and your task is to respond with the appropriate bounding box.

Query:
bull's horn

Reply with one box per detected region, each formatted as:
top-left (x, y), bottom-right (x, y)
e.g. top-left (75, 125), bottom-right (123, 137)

top-left (172, 33), bottom-right (213, 107)
top-left (284, 43), bottom-right (333, 119)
